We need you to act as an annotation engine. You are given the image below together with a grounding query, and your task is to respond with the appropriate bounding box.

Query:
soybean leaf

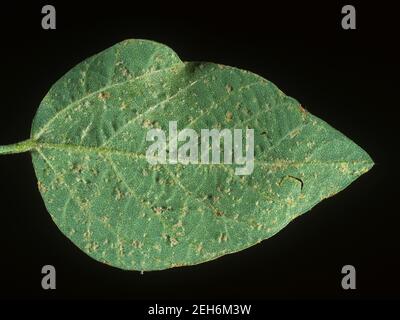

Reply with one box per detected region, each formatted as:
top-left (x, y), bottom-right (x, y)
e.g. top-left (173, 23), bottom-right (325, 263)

top-left (0, 39), bottom-right (373, 271)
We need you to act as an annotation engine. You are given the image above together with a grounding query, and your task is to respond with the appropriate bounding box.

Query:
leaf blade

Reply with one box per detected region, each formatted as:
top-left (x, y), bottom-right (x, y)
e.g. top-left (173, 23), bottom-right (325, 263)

top-left (29, 40), bottom-right (373, 270)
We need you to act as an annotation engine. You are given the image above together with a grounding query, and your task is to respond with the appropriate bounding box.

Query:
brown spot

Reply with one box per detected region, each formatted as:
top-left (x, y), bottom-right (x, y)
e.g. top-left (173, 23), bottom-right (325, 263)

top-left (299, 104), bottom-right (307, 113)
top-left (152, 206), bottom-right (166, 215)
top-left (72, 163), bottom-right (83, 174)
top-left (115, 188), bottom-right (124, 201)
top-left (143, 119), bottom-right (154, 128)
top-left (225, 111), bottom-right (233, 121)
top-left (170, 262), bottom-right (186, 268)
top-left (215, 210), bottom-right (224, 217)
top-left (169, 237), bottom-right (179, 247)
top-left (98, 91), bottom-right (110, 101)
top-left (132, 240), bottom-right (143, 249)
top-left (121, 67), bottom-right (130, 77)
top-left (218, 233), bottom-right (228, 243)
top-left (195, 243), bottom-right (203, 253)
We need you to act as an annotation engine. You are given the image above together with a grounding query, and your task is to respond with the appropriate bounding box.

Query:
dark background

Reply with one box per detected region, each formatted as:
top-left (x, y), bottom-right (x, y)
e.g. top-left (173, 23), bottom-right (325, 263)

top-left (0, 1), bottom-right (398, 301)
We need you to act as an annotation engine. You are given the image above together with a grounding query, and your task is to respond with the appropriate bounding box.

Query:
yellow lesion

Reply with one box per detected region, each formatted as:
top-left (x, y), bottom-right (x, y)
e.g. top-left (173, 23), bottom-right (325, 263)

top-left (339, 162), bottom-right (350, 173)
top-left (225, 111), bottom-right (233, 122)
top-left (37, 181), bottom-right (48, 193)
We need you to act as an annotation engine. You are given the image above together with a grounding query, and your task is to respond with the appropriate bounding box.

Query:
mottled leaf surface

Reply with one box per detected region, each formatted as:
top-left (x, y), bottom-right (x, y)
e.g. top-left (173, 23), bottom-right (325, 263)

top-left (7, 40), bottom-right (373, 270)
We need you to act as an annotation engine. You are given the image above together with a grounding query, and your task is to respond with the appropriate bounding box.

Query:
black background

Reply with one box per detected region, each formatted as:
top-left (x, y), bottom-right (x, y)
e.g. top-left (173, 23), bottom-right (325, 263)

top-left (0, 1), bottom-right (399, 301)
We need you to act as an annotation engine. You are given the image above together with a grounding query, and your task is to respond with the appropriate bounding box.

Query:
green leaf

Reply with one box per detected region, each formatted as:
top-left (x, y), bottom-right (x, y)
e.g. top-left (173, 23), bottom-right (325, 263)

top-left (0, 39), bottom-right (373, 271)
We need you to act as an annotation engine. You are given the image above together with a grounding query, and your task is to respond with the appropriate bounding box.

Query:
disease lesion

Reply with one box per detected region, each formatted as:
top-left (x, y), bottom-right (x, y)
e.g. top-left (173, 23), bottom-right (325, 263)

top-left (98, 91), bottom-right (111, 101)
top-left (278, 175), bottom-right (304, 191)
top-left (37, 180), bottom-right (48, 193)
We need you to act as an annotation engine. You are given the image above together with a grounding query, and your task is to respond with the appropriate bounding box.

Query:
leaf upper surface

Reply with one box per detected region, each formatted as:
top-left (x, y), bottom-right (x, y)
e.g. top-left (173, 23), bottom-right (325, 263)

top-left (30, 39), bottom-right (373, 270)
